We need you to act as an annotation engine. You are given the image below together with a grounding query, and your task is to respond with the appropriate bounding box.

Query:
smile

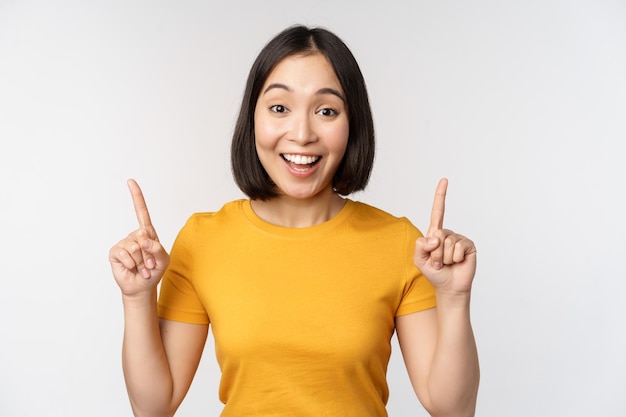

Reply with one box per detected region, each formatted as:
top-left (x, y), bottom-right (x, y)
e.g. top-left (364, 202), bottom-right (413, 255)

top-left (281, 153), bottom-right (321, 166)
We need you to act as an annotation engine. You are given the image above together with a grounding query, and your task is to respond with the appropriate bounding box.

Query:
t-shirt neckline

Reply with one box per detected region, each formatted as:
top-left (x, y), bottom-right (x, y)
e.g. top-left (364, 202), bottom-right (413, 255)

top-left (240, 199), bottom-right (356, 239)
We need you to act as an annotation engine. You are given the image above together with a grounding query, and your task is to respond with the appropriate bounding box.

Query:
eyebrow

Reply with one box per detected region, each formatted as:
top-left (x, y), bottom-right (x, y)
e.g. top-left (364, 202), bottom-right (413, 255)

top-left (263, 83), bottom-right (345, 102)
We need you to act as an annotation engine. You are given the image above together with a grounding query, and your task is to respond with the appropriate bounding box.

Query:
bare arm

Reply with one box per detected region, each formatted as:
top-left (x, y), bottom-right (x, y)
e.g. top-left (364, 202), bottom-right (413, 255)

top-left (398, 179), bottom-right (479, 417)
top-left (396, 297), bottom-right (479, 417)
top-left (121, 293), bottom-right (208, 417)
top-left (110, 179), bottom-right (208, 417)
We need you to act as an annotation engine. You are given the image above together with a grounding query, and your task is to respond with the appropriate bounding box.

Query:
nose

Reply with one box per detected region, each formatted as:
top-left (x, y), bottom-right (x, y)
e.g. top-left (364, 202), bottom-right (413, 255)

top-left (289, 112), bottom-right (318, 145)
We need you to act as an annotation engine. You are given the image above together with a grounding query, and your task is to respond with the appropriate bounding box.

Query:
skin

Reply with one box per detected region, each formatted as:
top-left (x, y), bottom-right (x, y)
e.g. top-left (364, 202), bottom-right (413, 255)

top-left (251, 53), bottom-right (349, 227)
top-left (109, 179), bottom-right (207, 417)
top-left (397, 178), bottom-right (480, 417)
top-left (109, 55), bottom-right (479, 417)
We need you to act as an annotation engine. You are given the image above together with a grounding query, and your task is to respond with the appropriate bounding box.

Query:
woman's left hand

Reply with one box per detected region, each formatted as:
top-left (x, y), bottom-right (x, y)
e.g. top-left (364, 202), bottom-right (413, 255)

top-left (414, 178), bottom-right (477, 295)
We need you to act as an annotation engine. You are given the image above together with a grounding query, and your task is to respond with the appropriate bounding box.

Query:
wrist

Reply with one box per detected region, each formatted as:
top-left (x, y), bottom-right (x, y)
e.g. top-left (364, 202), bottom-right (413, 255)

top-left (435, 289), bottom-right (472, 310)
top-left (121, 289), bottom-right (158, 310)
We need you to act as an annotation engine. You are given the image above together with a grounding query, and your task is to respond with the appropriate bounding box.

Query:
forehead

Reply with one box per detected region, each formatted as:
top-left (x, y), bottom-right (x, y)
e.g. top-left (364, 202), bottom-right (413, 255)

top-left (263, 53), bottom-right (343, 93)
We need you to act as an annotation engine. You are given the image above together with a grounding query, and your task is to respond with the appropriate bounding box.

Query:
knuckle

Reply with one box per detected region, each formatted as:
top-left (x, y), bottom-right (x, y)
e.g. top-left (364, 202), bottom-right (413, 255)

top-left (137, 228), bottom-right (150, 239)
top-left (129, 243), bottom-right (141, 256)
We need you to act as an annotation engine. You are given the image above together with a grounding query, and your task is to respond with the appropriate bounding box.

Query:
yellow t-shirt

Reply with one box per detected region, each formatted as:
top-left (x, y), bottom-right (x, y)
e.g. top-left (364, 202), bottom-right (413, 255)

top-left (157, 199), bottom-right (436, 417)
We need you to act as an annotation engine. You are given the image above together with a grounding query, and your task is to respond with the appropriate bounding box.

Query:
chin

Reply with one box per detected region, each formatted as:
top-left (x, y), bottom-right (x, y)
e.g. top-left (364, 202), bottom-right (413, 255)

top-left (285, 191), bottom-right (319, 200)
top-left (279, 186), bottom-right (324, 200)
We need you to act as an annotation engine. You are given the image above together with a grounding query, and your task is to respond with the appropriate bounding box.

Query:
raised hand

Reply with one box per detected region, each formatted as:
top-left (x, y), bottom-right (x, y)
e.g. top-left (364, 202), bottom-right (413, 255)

top-left (109, 179), bottom-right (170, 297)
top-left (413, 178), bottom-right (476, 295)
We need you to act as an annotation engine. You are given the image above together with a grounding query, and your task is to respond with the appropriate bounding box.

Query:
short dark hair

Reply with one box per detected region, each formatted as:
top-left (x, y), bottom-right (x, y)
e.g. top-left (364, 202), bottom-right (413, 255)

top-left (231, 25), bottom-right (375, 200)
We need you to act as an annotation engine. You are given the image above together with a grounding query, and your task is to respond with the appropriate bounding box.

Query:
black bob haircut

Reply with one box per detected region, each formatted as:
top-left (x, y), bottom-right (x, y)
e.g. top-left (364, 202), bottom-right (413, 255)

top-left (230, 25), bottom-right (375, 200)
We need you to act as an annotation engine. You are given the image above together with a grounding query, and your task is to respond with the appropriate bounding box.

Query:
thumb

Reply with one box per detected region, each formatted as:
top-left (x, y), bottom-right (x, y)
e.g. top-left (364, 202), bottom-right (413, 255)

top-left (140, 238), bottom-right (169, 269)
top-left (414, 236), bottom-right (439, 265)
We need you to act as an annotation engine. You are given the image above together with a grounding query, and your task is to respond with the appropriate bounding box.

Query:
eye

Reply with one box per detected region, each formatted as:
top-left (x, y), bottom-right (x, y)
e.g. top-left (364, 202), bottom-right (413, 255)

top-left (269, 104), bottom-right (288, 113)
top-left (317, 108), bottom-right (338, 117)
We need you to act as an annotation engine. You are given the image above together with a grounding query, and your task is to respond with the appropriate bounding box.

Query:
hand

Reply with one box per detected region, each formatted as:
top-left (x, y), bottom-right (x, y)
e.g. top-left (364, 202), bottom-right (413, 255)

top-left (414, 178), bottom-right (476, 295)
top-left (109, 179), bottom-right (170, 297)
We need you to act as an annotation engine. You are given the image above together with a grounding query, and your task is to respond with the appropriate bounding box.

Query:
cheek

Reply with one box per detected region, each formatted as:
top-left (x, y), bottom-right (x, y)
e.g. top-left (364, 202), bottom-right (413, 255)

top-left (325, 122), bottom-right (350, 155)
top-left (253, 116), bottom-right (270, 150)
top-left (254, 113), bottom-right (281, 149)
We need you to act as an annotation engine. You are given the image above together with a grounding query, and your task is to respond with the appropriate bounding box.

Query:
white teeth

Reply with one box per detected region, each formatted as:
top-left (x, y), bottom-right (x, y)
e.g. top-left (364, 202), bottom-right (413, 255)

top-left (282, 154), bottom-right (320, 165)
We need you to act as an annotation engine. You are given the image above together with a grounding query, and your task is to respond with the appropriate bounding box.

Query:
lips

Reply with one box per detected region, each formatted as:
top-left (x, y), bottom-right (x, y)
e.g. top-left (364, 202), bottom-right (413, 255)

top-left (280, 153), bottom-right (322, 175)
top-left (281, 153), bottom-right (321, 166)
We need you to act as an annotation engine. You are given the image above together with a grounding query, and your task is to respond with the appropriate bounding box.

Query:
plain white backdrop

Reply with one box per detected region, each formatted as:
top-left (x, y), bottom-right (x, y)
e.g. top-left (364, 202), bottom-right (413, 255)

top-left (1, 1), bottom-right (625, 416)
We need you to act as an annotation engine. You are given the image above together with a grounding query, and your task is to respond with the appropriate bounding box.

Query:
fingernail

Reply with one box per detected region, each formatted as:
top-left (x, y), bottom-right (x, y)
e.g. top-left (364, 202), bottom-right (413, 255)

top-left (146, 258), bottom-right (155, 269)
top-left (433, 261), bottom-right (442, 269)
top-left (427, 238), bottom-right (438, 245)
top-left (141, 268), bottom-right (150, 278)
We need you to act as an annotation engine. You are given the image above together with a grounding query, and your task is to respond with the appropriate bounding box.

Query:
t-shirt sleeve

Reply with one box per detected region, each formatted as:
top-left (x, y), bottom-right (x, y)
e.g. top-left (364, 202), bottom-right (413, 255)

top-left (157, 214), bottom-right (210, 324)
top-left (395, 220), bottom-right (437, 317)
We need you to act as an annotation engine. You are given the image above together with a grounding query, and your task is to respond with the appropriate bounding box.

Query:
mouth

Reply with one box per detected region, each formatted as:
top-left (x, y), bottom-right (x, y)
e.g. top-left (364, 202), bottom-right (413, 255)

top-left (281, 153), bottom-right (322, 170)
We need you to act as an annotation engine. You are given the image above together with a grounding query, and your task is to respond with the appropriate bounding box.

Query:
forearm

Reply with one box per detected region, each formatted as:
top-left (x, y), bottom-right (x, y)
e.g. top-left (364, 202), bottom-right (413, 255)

top-left (121, 291), bottom-right (175, 417)
top-left (427, 292), bottom-right (479, 417)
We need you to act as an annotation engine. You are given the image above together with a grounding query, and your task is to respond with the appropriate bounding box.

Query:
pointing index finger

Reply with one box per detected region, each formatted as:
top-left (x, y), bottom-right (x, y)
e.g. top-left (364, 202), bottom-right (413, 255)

top-left (127, 178), bottom-right (153, 229)
top-left (427, 178), bottom-right (448, 236)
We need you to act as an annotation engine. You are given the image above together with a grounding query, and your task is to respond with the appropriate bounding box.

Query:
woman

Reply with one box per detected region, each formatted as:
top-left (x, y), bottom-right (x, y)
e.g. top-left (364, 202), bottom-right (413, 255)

top-left (109, 25), bottom-right (479, 417)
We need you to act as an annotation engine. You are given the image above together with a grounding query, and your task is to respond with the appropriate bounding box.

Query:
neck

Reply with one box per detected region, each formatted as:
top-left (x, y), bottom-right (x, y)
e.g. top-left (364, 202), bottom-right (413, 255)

top-left (250, 188), bottom-right (346, 228)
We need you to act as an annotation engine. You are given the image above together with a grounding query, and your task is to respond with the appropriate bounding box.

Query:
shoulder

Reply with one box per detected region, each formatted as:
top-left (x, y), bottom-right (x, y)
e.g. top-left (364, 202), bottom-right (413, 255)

top-left (185, 199), bottom-right (247, 225)
top-left (175, 199), bottom-right (250, 241)
top-left (350, 201), bottom-right (398, 219)
top-left (170, 199), bottom-right (251, 251)
top-left (348, 200), bottom-right (420, 235)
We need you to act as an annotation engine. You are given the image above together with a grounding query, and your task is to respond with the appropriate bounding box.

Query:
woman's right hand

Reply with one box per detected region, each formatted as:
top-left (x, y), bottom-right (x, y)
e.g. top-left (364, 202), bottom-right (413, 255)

top-left (109, 179), bottom-right (170, 297)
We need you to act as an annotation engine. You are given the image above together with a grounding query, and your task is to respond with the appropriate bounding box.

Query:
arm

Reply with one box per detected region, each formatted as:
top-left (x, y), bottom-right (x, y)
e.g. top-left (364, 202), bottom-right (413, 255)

top-left (110, 179), bottom-right (208, 417)
top-left (121, 293), bottom-right (208, 417)
top-left (396, 296), bottom-right (479, 417)
top-left (397, 178), bottom-right (479, 417)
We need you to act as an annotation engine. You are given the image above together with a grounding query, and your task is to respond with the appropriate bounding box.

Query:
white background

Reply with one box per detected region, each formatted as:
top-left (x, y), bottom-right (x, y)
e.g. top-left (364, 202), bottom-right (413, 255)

top-left (1, 1), bottom-right (625, 416)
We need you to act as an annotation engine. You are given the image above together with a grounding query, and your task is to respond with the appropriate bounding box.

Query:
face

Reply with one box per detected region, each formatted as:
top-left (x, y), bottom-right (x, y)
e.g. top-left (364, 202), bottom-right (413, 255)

top-left (254, 53), bottom-right (349, 201)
